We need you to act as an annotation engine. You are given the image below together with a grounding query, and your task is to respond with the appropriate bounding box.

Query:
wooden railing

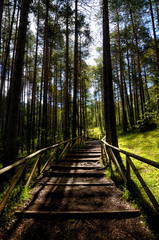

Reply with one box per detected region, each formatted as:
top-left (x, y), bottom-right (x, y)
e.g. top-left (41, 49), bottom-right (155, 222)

top-left (101, 136), bottom-right (159, 214)
top-left (0, 136), bottom-right (84, 215)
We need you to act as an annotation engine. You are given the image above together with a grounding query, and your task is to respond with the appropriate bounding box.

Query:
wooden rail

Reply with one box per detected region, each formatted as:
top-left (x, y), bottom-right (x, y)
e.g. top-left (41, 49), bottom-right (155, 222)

top-left (101, 136), bottom-right (159, 214)
top-left (0, 136), bottom-right (84, 215)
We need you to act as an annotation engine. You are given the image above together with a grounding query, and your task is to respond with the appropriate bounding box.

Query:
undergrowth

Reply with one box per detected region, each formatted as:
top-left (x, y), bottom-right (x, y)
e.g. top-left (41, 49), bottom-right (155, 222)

top-left (0, 183), bottom-right (31, 231)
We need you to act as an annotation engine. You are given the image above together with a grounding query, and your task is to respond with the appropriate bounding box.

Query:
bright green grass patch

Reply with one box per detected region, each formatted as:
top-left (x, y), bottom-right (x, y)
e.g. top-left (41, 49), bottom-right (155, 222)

top-left (118, 128), bottom-right (159, 206)
top-left (118, 129), bottom-right (159, 161)
top-left (87, 127), bottom-right (102, 139)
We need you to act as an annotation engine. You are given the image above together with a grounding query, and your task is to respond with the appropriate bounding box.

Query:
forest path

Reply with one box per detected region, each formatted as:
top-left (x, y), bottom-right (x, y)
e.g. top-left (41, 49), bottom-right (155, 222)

top-left (5, 141), bottom-right (154, 240)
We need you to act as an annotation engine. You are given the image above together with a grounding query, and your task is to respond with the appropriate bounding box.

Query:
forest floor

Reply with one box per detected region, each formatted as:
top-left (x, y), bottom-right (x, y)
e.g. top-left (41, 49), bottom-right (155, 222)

top-left (0, 140), bottom-right (155, 240)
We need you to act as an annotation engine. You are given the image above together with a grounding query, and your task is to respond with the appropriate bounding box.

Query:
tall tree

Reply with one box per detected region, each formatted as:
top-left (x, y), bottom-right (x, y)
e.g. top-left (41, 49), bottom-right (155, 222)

top-left (64, 0), bottom-right (70, 140)
top-left (72, 0), bottom-right (78, 138)
top-left (41, 0), bottom-right (49, 147)
top-left (103, 0), bottom-right (119, 147)
top-left (0, 0), bottom-right (17, 126)
top-left (4, 0), bottom-right (32, 166)
top-left (0, 0), bottom-right (4, 52)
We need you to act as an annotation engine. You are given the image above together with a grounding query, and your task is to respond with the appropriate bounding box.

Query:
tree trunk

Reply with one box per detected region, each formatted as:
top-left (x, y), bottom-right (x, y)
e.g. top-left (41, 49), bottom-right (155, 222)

top-left (4, 0), bottom-right (32, 166)
top-left (126, 42), bottom-right (134, 126)
top-left (156, 2), bottom-right (159, 27)
top-left (132, 52), bottom-right (140, 123)
top-left (0, 0), bottom-right (4, 52)
top-left (41, 1), bottom-right (49, 147)
top-left (116, 9), bottom-right (128, 132)
top-left (64, 0), bottom-right (69, 140)
top-left (129, 5), bottom-right (145, 118)
top-left (53, 53), bottom-right (58, 140)
top-left (103, 0), bottom-right (119, 148)
top-left (149, 0), bottom-right (159, 71)
top-left (0, 0), bottom-right (17, 125)
top-left (72, 0), bottom-right (78, 138)
top-left (30, 0), bottom-right (40, 151)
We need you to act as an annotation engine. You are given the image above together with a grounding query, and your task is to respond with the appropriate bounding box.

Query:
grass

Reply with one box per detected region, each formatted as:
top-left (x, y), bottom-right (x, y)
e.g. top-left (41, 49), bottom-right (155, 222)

top-left (117, 128), bottom-right (159, 203)
top-left (87, 127), bottom-right (102, 139)
top-left (115, 128), bottom-right (159, 238)
top-left (0, 182), bottom-right (31, 231)
top-left (118, 128), bottom-right (159, 161)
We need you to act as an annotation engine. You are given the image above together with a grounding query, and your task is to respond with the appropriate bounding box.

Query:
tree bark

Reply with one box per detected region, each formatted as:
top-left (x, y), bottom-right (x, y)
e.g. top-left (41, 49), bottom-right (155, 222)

top-left (0, 0), bottom-right (4, 52)
top-left (4, 0), bottom-right (32, 166)
top-left (30, 0), bottom-right (40, 151)
top-left (72, 0), bottom-right (78, 138)
top-left (0, 0), bottom-right (17, 125)
top-left (103, 0), bottom-right (119, 147)
top-left (129, 5), bottom-right (145, 118)
top-left (41, 0), bottom-right (49, 147)
top-left (116, 9), bottom-right (128, 132)
top-left (64, 0), bottom-right (69, 140)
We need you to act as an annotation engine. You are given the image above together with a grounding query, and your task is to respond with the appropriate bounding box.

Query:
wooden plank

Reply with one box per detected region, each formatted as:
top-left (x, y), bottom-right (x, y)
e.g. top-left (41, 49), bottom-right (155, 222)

top-left (0, 164), bottom-right (26, 215)
top-left (103, 144), bottom-right (110, 164)
top-left (15, 210), bottom-right (141, 219)
top-left (40, 148), bottom-right (58, 174)
top-left (76, 150), bottom-right (101, 153)
top-left (68, 153), bottom-right (100, 157)
top-left (50, 166), bottom-right (104, 170)
top-left (44, 171), bottom-right (105, 177)
top-left (70, 139), bottom-right (78, 152)
top-left (38, 182), bottom-right (114, 186)
top-left (127, 156), bottom-right (159, 214)
top-left (60, 159), bottom-right (99, 163)
top-left (126, 155), bottom-right (131, 183)
top-left (58, 142), bottom-right (70, 161)
top-left (109, 148), bottom-right (127, 183)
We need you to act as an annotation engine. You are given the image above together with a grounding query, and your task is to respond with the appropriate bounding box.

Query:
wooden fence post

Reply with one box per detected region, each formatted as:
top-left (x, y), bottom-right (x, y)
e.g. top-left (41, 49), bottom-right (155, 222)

top-left (38, 155), bottom-right (41, 176)
top-left (26, 154), bottom-right (41, 187)
top-left (126, 155), bottom-right (131, 183)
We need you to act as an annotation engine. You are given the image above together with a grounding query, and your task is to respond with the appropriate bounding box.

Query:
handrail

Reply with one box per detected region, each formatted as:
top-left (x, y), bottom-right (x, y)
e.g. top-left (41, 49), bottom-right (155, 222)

top-left (101, 136), bottom-right (159, 214)
top-left (0, 136), bottom-right (81, 175)
top-left (0, 136), bottom-right (84, 215)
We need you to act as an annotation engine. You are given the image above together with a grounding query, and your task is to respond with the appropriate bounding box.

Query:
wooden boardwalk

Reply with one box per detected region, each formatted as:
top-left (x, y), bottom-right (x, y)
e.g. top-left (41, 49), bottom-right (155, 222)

top-left (5, 140), bottom-right (154, 240)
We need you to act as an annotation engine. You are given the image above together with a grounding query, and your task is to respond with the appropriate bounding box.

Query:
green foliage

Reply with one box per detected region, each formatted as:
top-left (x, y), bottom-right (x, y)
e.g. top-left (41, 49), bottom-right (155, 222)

top-left (87, 127), bottom-right (102, 139)
top-left (0, 183), bottom-right (31, 231)
top-left (118, 128), bottom-right (159, 212)
top-left (136, 113), bottom-right (157, 132)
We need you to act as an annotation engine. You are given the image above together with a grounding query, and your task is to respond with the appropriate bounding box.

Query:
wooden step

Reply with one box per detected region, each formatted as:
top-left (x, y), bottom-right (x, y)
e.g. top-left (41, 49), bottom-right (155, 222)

top-left (39, 182), bottom-right (114, 186)
top-left (60, 159), bottom-right (100, 162)
top-left (15, 210), bottom-right (141, 219)
top-left (50, 166), bottom-right (104, 170)
top-left (44, 171), bottom-right (105, 177)
top-left (66, 153), bottom-right (101, 158)
top-left (76, 150), bottom-right (101, 153)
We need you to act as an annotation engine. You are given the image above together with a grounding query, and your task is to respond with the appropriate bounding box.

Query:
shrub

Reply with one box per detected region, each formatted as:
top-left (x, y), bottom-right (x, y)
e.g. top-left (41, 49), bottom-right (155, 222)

top-left (136, 113), bottom-right (157, 132)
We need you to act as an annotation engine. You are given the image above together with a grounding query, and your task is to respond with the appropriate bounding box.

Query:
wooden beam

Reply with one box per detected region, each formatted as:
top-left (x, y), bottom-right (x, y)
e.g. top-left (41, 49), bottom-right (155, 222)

top-left (109, 148), bottom-right (127, 183)
top-left (127, 156), bottom-right (159, 214)
top-left (70, 139), bottom-right (78, 152)
top-left (44, 171), bottom-right (105, 177)
top-left (26, 154), bottom-right (41, 187)
top-left (15, 210), bottom-right (141, 219)
top-left (58, 142), bottom-right (70, 161)
top-left (40, 148), bottom-right (58, 174)
top-left (39, 182), bottom-right (114, 186)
